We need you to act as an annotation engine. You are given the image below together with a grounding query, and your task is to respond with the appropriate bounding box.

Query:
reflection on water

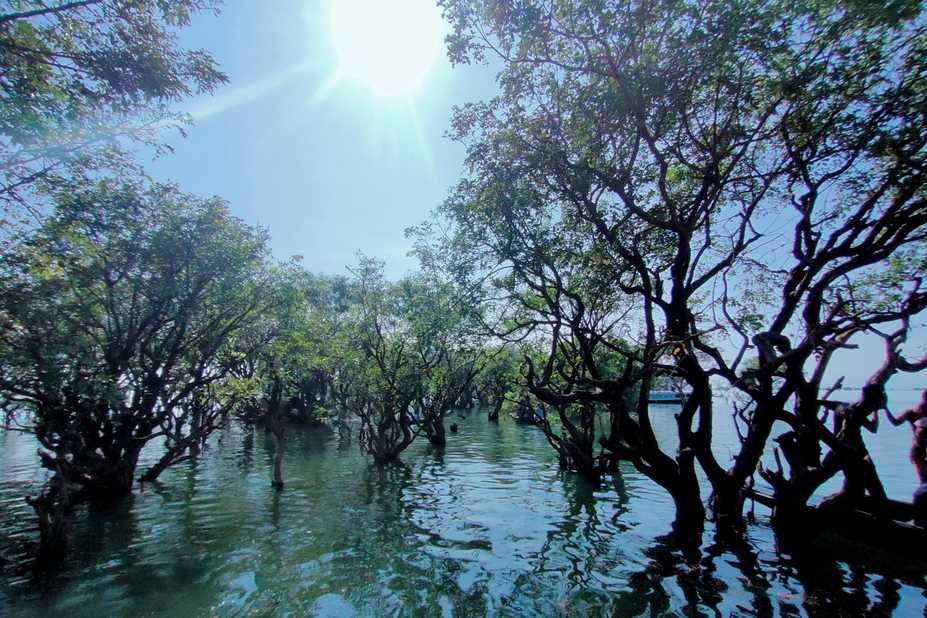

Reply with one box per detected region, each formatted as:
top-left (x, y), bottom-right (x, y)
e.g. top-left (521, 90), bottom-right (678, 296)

top-left (1, 409), bottom-right (925, 616)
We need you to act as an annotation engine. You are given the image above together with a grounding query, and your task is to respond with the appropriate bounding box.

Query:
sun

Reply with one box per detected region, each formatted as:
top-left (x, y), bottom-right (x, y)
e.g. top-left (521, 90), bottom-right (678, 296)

top-left (329, 0), bottom-right (445, 98)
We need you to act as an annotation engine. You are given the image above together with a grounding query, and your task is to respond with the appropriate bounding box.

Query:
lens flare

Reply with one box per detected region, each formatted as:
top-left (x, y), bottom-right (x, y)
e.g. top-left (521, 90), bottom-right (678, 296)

top-left (329, 0), bottom-right (444, 98)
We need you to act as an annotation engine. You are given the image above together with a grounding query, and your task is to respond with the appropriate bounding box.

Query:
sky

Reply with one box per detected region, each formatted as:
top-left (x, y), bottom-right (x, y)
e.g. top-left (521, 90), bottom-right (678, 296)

top-left (139, 1), bottom-right (926, 394)
top-left (144, 0), bottom-right (497, 278)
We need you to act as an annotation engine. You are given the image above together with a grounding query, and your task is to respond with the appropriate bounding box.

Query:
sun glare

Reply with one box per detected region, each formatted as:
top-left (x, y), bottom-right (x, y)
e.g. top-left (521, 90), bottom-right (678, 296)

top-left (329, 0), bottom-right (445, 98)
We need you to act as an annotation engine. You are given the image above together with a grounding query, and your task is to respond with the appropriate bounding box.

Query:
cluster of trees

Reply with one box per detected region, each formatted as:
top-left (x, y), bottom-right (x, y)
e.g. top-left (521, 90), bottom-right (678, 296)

top-left (0, 1), bottom-right (516, 561)
top-left (0, 175), bottom-right (511, 558)
top-left (347, 257), bottom-right (485, 460)
top-left (3, 0), bottom-right (926, 567)
top-left (431, 0), bottom-right (927, 533)
top-left (0, 176), bottom-right (270, 554)
top-left (0, 182), bottom-right (507, 557)
top-left (0, 0), bottom-right (232, 559)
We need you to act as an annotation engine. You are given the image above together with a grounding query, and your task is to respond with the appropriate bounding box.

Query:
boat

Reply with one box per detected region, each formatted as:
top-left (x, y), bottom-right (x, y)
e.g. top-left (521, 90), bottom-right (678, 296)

top-left (648, 390), bottom-right (688, 404)
top-left (510, 412), bottom-right (542, 426)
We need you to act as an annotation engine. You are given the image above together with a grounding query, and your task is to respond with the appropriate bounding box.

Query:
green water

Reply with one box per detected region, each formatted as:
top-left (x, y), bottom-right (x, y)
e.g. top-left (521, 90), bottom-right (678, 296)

top-left (1, 408), bottom-right (926, 616)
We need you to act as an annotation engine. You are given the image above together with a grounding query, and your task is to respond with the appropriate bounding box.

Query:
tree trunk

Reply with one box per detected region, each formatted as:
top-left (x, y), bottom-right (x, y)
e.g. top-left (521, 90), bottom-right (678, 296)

top-left (709, 477), bottom-right (747, 530)
top-left (669, 482), bottom-right (706, 536)
top-left (572, 452), bottom-right (601, 487)
top-left (488, 397), bottom-right (503, 421)
top-left (139, 456), bottom-right (174, 484)
top-left (373, 450), bottom-right (400, 464)
top-left (770, 486), bottom-right (814, 532)
top-left (28, 439), bottom-right (142, 560)
top-left (424, 415), bottom-right (446, 446)
top-left (140, 441), bottom-right (193, 483)
top-left (189, 438), bottom-right (201, 458)
top-left (27, 474), bottom-right (69, 563)
top-left (91, 446), bottom-right (142, 498)
top-left (662, 449), bottom-right (706, 536)
top-left (32, 502), bottom-right (67, 562)
top-left (271, 428), bottom-right (285, 490)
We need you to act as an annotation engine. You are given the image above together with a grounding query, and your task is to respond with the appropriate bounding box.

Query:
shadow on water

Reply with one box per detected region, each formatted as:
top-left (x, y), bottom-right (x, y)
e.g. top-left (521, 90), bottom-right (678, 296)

top-left (1, 413), bottom-right (926, 616)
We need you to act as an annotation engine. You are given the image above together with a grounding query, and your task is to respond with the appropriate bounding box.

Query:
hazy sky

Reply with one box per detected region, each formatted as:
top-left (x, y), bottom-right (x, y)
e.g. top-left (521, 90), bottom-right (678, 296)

top-left (145, 0), bottom-right (496, 278)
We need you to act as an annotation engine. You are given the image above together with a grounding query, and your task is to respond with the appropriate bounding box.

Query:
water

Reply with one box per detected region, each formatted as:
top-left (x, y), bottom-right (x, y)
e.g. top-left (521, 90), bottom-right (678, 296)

top-left (1, 400), bottom-right (926, 616)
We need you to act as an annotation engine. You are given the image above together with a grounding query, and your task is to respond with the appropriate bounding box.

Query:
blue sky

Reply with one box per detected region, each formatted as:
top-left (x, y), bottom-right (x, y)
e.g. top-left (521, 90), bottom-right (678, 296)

top-left (140, 1), bottom-right (925, 393)
top-left (145, 0), bottom-right (496, 278)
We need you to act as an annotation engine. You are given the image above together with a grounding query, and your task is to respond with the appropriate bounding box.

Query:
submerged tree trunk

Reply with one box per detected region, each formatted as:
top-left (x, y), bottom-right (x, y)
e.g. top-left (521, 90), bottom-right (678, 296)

top-left (139, 457), bottom-right (174, 484)
top-left (709, 476), bottom-right (749, 530)
top-left (271, 429), bottom-right (285, 490)
top-left (140, 438), bottom-right (195, 484)
top-left (488, 397), bottom-right (503, 422)
top-left (769, 485), bottom-right (816, 531)
top-left (540, 404), bottom-right (602, 486)
top-left (26, 471), bottom-right (70, 563)
top-left (26, 431), bottom-right (146, 561)
top-left (266, 405), bottom-right (286, 490)
top-left (372, 450), bottom-right (400, 464)
top-left (259, 387), bottom-right (288, 490)
top-left (97, 448), bottom-right (143, 498)
top-left (423, 414), bottom-right (446, 446)
top-left (669, 473), bottom-right (706, 536)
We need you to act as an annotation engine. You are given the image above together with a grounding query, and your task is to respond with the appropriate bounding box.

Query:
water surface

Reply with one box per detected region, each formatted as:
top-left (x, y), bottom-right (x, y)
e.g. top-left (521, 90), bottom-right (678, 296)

top-left (1, 401), bottom-right (926, 616)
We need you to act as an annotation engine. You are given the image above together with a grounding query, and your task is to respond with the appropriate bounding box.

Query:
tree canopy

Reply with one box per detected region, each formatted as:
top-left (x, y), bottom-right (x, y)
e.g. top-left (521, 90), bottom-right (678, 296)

top-left (0, 173), bottom-right (268, 553)
top-left (435, 0), bottom-right (927, 530)
top-left (2, 0), bottom-right (927, 565)
top-left (0, 0), bottom-right (226, 215)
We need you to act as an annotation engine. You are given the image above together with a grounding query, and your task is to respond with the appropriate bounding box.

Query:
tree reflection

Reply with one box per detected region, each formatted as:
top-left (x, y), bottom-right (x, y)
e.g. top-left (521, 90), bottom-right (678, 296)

top-left (703, 531), bottom-right (773, 617)
top-left (535, 470), bottom-right (630, 590)
top-left (238, 426), bottom-right (254, 472)
top-left (773, 536), bottom-right (905, 617)
top-left (606, 527), bottom-right (909, 617)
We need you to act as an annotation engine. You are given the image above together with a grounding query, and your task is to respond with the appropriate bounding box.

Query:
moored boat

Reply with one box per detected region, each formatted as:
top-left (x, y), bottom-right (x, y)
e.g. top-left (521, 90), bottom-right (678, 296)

top-left (510, 412), bottom-right (542, 425)
top-left (648, 390), bottom-right (688, 404)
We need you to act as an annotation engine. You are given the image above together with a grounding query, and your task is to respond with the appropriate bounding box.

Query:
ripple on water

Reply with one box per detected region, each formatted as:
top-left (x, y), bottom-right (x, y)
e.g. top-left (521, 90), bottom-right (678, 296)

top-left (2, 413), bottom-right (927, 616)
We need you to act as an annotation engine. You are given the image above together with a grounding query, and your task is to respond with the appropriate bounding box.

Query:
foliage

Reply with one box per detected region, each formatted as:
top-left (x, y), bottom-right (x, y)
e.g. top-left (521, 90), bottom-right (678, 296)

top-left (0, 173), bottom-right (268, 553)
top-left (0, 0), bottom-right (227, 215)
top-left (436, 0), bottom-right (927, 528)
top-left (231, 265), bottom-right (356, 425)
top-left (471, 344), bottom-right (522, 412)
top-left (344, 256), bottom-right (487, 459)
